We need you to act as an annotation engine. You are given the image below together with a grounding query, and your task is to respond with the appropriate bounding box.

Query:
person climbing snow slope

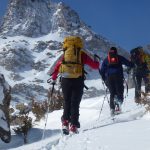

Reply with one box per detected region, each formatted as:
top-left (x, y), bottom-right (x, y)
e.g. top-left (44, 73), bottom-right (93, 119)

top-left (100, 47), bottom-right (133, 116)
top-left (50, 36), bottom-right (100, 134)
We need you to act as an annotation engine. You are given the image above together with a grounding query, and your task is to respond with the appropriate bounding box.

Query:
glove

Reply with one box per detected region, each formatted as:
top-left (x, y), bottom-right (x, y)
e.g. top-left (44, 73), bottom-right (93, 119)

top-left (51, 80), bottom-right (56, 85)
top-left (47, 78), bottom-right (56, 85)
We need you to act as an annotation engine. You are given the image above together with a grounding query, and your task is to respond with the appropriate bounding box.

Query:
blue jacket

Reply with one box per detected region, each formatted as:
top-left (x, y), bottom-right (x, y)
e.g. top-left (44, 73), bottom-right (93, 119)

top-left (100, 55), bottom-right (133, 81)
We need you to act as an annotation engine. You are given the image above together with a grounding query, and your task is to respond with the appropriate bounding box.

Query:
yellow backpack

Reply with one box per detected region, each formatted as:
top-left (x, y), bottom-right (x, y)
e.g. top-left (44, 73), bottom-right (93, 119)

top-left (59, 36), bottom-right (84, 78)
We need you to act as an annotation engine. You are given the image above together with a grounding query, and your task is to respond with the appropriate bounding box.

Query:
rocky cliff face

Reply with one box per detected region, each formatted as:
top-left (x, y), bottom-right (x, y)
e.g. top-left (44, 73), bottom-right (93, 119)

top-left (0, 0), bottom-right (53, 37)
top-left (0, 74), bottom-right (11, 143)
top-left (0, 0), bottom-right (84, 37)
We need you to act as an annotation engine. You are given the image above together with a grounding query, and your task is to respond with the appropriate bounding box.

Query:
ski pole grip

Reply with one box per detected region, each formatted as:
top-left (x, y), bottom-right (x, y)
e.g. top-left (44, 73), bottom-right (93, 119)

top-left (47, 78), bottom-right (51, 83)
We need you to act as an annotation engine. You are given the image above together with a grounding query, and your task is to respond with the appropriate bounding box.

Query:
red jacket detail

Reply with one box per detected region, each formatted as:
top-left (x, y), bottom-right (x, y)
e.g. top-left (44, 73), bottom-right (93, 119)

top-left (51, 52), bottom-right (100, 80)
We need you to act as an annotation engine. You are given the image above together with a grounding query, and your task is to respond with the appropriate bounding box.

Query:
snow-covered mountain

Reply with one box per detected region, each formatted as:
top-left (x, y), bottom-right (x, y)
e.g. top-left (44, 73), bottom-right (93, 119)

top-left (0, 0), bottom-right (129, 55)
top-left (0, 1), bottom-right (150, 149)
top-left (0, 0), bottom-right (129, 103)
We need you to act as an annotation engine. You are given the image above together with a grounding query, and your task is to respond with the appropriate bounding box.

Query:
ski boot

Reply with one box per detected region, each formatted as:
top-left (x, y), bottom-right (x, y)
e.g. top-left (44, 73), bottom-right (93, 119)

top-left (110, 109), bottom-right (115, 117)
top-left (114, 101), bottom-right (122, 115)
top-left (69, 124), bottom-right (79, 134)
top-left (62, 120), bottom-right (69, 135)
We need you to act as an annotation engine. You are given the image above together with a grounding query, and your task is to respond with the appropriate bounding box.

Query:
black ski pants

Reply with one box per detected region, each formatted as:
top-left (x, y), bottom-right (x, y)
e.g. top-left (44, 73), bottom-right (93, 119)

top-left (61, 77), bottom-right (84, 126)
top-left (133, 74), bottom-right (149, 98)
top-left (107, 74), bottom-right (124, 110)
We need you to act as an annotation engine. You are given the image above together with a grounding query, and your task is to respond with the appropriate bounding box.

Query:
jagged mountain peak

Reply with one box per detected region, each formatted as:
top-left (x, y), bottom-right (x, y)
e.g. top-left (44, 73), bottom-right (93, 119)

top-left (0, 0), bottom-right (53, 37)
top-left (0, 0), bottom-right (82, 37)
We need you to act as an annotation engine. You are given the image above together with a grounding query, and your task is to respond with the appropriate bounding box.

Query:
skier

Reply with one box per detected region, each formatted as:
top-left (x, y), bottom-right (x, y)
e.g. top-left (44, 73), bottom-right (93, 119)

top-left (100, 47), bottom-right (133, 116)
top-left (50, 36), bottom-right (100, 134)
top-left (130, 46), bottom-right (150, 103)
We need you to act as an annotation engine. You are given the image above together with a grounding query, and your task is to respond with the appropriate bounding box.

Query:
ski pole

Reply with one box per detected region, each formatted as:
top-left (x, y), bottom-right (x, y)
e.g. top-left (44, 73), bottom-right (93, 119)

top-left (98, 88), bottom-right (107, 120)
top-left (41, 82), bottom-right (55, 140)
top-left (97, 69), bottom-right (110, 120)
top-left (102, 81), bottom-right (110, 105)
top-left (124, 78), bottom-right (128, 99)
top-left (98, 81), bottom-right (110, 120)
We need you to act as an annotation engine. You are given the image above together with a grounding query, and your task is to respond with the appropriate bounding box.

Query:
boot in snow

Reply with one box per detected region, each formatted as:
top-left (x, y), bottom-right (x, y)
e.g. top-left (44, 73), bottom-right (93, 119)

top-left (69, 124), bottom-right (78, 134)
top-left (114, 101), bottom-right (122, 115)
top-left (62, 120), bottom-right (69, 135)
top-left (110, 109), bottom-right (115, 117)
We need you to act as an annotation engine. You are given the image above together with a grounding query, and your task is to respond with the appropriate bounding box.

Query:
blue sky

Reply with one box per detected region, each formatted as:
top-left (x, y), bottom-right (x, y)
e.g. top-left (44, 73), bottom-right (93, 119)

top-left (0, 0), bottom-right (150, 50)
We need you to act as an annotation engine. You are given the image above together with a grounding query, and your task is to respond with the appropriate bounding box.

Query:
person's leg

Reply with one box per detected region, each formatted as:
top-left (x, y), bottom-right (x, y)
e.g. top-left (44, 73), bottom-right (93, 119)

top-left (144, 75), bottom-right (150, 93)
top-left (107, 76), bottom-right (116, 110)
top-left (114, 75), bottom-right (124, 112)
top-left (61, 78), bottom-right (72, 121)
top-left (70, 78), bottom-right (84, 127)
top-left (133, 75), bottom-right (142, 100)
top-left (115, 75), bottom-right (124, 103)
top-left (147, 74), bottom-right (150, 93)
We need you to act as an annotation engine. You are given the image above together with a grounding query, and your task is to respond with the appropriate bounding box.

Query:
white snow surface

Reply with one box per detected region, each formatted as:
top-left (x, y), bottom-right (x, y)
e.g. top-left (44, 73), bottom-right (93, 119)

top-left (0, 82), bottom-right (150, 150)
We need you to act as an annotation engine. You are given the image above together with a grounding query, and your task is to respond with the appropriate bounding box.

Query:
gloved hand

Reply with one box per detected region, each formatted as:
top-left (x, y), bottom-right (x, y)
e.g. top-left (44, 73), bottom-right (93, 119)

top-left (51, 80), bottom-right (56, 85)
top-left (47, 78), bottom-right (56, 85)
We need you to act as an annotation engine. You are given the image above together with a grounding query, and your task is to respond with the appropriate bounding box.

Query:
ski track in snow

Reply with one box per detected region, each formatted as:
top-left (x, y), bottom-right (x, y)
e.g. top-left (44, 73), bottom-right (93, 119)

top-left (46, 91), bottom-right (147, 150)
top-left (0, 87), bottom-right (149, 150)
top-left (51, 106), bottom-right (146, 150)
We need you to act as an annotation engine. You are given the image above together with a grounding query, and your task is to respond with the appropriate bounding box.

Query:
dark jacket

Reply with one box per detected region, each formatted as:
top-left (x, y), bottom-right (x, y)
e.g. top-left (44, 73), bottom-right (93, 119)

top-left (100, 55), bottom-right (133, 81)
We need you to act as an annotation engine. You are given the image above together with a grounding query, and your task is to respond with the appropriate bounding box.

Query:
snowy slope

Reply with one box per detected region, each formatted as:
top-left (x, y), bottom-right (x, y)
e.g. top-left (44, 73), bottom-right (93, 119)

top-left (0, 34), bottom-right (63, 102)
top-left (0, 34), bottom-right (103, 102)
top-left (0, 79), bottom-right (149, 150)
